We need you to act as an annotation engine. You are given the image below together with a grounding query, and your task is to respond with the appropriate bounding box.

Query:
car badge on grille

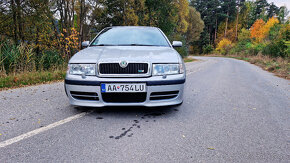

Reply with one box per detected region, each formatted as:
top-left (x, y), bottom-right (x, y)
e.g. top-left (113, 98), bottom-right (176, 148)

top-left (119, 61), bottom-right (128, 68)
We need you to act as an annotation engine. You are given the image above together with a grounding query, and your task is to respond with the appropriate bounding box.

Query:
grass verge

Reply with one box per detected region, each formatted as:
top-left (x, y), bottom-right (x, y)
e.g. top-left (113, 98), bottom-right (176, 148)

top-left (204, 54), bottom-right (289, 80)
top-left (184, 57), bottom-right (198, 63)
top-left (0, 70), bottom-right (66, 91)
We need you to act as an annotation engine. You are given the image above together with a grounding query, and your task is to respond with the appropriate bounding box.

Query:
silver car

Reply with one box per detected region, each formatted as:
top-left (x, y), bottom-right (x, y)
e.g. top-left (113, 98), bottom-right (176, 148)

top-left (65, 26), bottom-right (186, 107)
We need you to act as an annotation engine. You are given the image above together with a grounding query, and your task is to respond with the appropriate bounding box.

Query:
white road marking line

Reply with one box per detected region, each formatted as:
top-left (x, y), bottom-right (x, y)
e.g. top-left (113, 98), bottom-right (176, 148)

top-left (0, 111), bottom-right (91, 148)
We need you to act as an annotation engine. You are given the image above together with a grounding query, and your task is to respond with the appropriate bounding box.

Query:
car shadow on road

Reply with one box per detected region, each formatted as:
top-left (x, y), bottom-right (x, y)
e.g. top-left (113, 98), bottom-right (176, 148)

top-left (74, 105), bottom-right (181, 139)
top-left (75, 105), bottom-right (180, 118)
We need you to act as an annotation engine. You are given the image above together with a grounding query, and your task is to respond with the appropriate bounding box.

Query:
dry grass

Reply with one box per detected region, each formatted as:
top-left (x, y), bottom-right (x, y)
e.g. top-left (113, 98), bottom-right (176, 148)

top-left (205, 54), bottom-right (290, 80)
top-left (0, 70), bottom-right (66, 91)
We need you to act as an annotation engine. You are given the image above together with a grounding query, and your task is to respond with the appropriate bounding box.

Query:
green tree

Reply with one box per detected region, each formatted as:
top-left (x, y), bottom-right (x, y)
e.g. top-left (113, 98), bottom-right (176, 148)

top-left (278, 6), bottom-right (289, 23)
top-left (101, 0), bottom-right (139, 26)
top-left (145, 0), bottom-right (177, 35)
top-left (185, 6), bottom-right (204, 45)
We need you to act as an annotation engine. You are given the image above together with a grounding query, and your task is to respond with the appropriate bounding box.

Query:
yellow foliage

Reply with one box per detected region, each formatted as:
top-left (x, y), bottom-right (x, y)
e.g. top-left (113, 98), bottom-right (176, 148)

top-left (174, 0), bottom-right (189, 33)
top-left (123, 8), bottom-right (138, 26)
top-left (262, 17), bottom-right (279, 38)
top-left (216, 38), bottom-right (232, 54)
top-left (54, 27), bottom-right (80, 59)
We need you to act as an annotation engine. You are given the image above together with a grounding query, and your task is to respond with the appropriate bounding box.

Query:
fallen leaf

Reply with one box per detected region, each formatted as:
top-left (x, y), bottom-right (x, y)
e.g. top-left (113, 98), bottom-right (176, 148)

top-left (0, 133), bottom-right (2, 136)
top-left (253, 108), bottom-right (256, 110)
top-left (207, 147), bottom-right (215, 150)
top-left (13, 77), bottom-right (18, 83)
top-left (9, 118), bottom-right (16, 120)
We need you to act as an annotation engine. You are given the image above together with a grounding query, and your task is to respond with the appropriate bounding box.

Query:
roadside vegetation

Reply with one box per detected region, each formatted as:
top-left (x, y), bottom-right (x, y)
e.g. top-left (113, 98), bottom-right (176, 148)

top-left (190, 0), bottom-right (289, 79)
top-left (0, 70), bottom-right (65, 91)
top-left (0, 0), bottom-right (204, 89)
top-left (184, 57), bottom-right (197, 63)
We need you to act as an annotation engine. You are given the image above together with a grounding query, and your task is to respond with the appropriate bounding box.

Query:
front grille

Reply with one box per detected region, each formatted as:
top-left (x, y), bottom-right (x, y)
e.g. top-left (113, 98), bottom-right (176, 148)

top-left (99, 63), bottom-right (148, 74)
top-left (102, 93), bottom-right (147, 103)
top-left (70, 91), bottom-right (99, 101)
top-left (150, 91), bottom-right (179, 100)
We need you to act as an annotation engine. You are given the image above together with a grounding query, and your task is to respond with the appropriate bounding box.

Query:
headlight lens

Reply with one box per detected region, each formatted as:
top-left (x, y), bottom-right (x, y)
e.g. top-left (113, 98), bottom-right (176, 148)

top-left (152, 64), bottom-right (181, 76)
top-left (68, 64), bottom-right (96, 76)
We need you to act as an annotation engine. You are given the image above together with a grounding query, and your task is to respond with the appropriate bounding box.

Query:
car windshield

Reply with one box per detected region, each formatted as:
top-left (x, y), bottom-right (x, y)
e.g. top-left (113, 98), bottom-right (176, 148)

top-left (91, 27), bottom-right (170, 47)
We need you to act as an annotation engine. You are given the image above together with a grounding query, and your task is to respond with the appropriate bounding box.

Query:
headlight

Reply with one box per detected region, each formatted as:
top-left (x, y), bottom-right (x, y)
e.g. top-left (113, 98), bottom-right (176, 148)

top-left (152, 64), bottom-right (181, 76)
top-left (68, 64), bottom-right (96, 76)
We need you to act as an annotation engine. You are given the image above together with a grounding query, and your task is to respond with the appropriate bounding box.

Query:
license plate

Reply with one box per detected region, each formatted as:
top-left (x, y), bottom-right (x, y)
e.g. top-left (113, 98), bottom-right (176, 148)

top-left (101, 83), bottom-right (146, 93)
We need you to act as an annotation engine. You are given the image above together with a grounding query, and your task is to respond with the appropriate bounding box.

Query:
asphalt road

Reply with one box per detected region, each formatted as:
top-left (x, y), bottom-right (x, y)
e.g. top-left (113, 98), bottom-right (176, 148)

top-left (0, 57), bottom-right (289, 162)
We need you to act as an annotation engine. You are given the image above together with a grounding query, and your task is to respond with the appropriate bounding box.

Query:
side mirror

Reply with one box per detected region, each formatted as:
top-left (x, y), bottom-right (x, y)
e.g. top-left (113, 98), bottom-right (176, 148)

top-left (172, 41), bottom-right (182, 47)
top-left (81, 41), bottom-right (90, 48)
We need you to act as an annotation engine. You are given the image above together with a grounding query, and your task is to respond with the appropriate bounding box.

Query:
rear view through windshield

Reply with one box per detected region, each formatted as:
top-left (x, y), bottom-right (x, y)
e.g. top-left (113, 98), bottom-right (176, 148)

top-left (91, 27), bottom-right (170, 47)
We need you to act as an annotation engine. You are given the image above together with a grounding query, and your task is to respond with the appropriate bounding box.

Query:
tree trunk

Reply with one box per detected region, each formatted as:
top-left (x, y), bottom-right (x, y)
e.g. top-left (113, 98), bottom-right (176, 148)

top-left (58, 0), bottom-right (64, 31)
top-left (64, 0), bottom-right (68, 30)
top-left (71, 0), bottom-right (75, 28)
top-left (15, 0), bottom-right (24, 42)
top-left (224, 5), bottom-right (229, 37)
top-left (214, 17), bottom-right (217, 45)
top-left (79, 0), bottom-right (84, 45)
top-left (11, 0), bottom-right (18, 43)
top-left (235, 0), bottom-right (240, 41)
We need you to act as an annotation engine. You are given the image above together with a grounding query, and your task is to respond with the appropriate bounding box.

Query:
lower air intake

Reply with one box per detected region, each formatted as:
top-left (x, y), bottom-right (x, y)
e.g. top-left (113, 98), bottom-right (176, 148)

top-left (102, 93), bottom-right (147, 103)
top-left (70, 91), bottom-right (99, 101)
top-left (150, 91), bottom-right (179, 100)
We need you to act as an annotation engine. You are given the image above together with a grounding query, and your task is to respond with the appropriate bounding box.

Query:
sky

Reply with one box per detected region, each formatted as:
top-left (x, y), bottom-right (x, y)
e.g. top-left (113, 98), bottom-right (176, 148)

top-left (268, 0), bottom-right (290, 10)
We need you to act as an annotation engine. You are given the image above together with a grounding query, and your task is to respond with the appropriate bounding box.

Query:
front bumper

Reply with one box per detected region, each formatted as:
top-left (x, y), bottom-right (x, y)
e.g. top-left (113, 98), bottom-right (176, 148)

top-left (65, 74), bottom-right (185, 107)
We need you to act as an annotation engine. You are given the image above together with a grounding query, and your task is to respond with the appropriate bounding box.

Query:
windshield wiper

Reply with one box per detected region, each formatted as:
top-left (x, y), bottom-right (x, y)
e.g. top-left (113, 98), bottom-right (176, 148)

top-left (91, 44), bottom-right (117, 46)
top-left (118, 44), bottom-right (156, 46)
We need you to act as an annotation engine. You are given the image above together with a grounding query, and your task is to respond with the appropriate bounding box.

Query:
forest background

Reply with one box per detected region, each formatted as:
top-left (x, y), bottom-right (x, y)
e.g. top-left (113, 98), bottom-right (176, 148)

top-left (0, 0), bottom-right (289, 88)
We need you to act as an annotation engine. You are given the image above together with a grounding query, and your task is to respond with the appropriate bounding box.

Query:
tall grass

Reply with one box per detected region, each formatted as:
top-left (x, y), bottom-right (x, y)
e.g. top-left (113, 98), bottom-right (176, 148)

top-left (0, 40), bottom-right (66, 77)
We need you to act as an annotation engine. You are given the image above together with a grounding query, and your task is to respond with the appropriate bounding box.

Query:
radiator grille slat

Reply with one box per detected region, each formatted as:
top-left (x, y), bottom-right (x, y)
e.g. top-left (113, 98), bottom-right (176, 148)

top-left (99, 63), bottom-right (148, 74)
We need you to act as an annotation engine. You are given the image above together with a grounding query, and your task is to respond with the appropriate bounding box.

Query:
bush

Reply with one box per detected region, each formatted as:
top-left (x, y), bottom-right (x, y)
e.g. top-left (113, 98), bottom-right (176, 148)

top-left (216, 38), bottom-right (233, 55)
top-left (39, 50), bottom-right (64, 70)
top-left (262, 40), bottom-right (288, 58)
top-left (202, 44), bottom-right (213, 54)
top-left (231, 40), bottom-right (251, 54)
top-left (238, 28), bottom-right (251, 42)
top-left (246, 43), bottom-right (266, 56)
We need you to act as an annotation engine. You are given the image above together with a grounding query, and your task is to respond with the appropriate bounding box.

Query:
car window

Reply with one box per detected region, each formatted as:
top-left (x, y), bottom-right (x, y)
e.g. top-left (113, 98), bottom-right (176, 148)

top-left (91, 28), bottom-right (170, 47)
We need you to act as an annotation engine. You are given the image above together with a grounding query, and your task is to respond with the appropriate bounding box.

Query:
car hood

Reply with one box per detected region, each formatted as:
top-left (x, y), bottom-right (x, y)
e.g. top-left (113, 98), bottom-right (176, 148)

top-left (69, 46), bottom-right (180, 64)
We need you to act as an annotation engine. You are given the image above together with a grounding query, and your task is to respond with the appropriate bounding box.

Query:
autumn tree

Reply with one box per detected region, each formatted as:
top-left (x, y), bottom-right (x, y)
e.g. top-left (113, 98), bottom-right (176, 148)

top-left (174, 0), bottom-right (189, 33)
top-left (250, 19), bottom-right (265, 42)
top-left (262, 17), bottom-right (279, 38)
